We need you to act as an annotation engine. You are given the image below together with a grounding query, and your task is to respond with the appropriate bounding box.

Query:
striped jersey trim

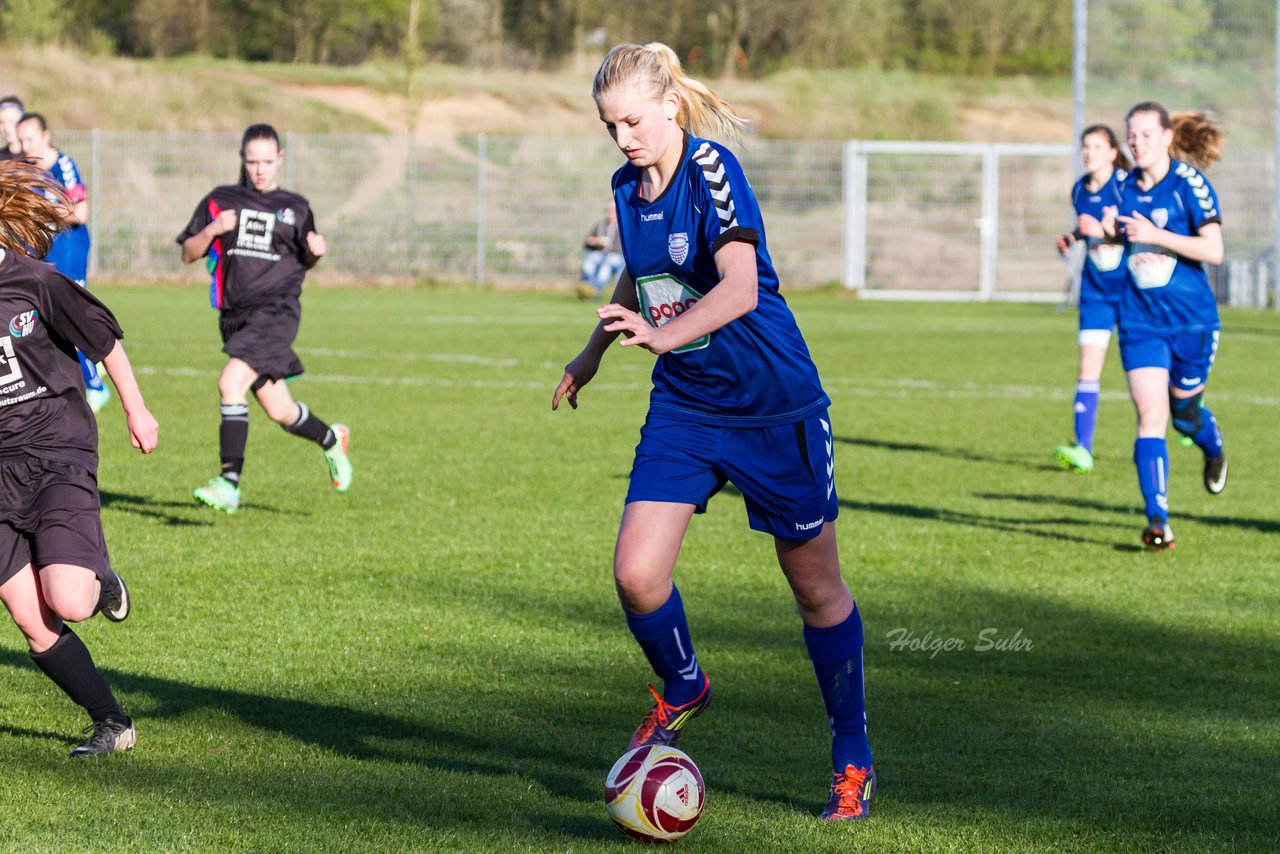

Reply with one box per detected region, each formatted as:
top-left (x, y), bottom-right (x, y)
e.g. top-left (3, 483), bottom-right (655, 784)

top-left (692, 142), bottom-right (738, 232)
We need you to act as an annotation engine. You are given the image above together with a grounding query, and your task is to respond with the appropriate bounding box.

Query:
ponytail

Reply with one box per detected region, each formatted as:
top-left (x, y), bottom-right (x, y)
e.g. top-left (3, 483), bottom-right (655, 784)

top-left (592, 42), bottom-right (749, 146)
top-left (238, 123), bottom-right (281, 187)
top-left (1170, 111), bottom-right (1223, 170)
top-left (0, 160), bottom-right (69, 258)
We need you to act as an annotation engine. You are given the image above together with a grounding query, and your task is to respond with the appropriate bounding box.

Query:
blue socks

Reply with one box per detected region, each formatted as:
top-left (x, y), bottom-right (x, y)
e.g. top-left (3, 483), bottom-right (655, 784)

top-left (803, 605), bottom-right (873, 772)
top-left (1134, 437), bottom-right (1169, 521)
top-left (79, 351), bottom-right (105, 392)
top-left (1190, 406), bottom-right (1224, 458)
top-left (625, 584), bottom-right (701, 706)
top-left (1073, 380), bottom-right (1100, 452)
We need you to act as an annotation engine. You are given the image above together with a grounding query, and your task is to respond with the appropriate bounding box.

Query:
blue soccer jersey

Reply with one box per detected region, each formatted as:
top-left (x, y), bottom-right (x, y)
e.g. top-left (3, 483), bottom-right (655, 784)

top-left (612, 133), bottom-right (829, 427)
top-left (41, 151), bottom-right (91, 283)
top-left (1118, 160), bottom-right (1221, 334)
top-left (1071, 170), bottom-right (1128, 305)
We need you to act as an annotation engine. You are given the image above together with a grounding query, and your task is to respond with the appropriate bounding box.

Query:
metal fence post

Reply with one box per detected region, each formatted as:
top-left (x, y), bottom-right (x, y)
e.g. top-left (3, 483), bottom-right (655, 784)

top-left (476, 133), bottom-right (487, 285)
top-left (842, 140), bottom-right (867, 291)
top-left (1274, 0), bottom-right (1280, 308)
top-left (89, 128), bottom-right (100, 278)
top-left (979, 145), bottom-right (999, 300)
top-left (1072, 0), bottom-right (1088, 178)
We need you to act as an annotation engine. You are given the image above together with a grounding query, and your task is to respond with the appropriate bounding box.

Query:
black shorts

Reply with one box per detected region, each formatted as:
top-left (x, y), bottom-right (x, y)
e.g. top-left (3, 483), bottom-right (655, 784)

top-left (220, 300), bottom-right (306, 383)
top-left (0, 456), bottom-right (111, 586)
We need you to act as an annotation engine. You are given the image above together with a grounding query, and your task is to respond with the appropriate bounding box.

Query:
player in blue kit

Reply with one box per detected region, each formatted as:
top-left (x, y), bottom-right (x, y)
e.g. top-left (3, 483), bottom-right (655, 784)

top-left (552, 42), bottom-right (875, 821)
top-left (15, 113), bottom-right (112, 414)
top-left (1054, 125), bottom-right (1130, 473)
top-left (1101, 103), bottom-right (1227, 550)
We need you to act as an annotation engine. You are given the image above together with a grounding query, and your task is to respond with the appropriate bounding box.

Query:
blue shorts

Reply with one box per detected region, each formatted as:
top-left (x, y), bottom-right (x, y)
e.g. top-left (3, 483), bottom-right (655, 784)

top-left (1078, 296), bottom-right (1119, 333)
top-left (625, 409), bottom-right (839, 542)
top-left (1119, 328), bottom-right (1220, 391)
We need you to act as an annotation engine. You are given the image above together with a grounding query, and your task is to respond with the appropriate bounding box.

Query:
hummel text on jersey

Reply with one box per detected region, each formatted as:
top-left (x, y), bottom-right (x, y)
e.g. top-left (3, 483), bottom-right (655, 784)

top-left (640, 211), bottom-right (664, 222)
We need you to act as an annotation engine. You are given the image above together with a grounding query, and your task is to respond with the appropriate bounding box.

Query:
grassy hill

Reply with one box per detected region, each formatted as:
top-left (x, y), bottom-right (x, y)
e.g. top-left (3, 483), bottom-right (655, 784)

top-left (4, 45), bottom-right (1072, 141)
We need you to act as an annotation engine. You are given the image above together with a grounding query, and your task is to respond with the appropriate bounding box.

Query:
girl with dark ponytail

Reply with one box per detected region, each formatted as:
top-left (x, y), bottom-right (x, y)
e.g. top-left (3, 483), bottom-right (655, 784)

top-left (1054, 124), bottom-right (1131, 474)
top-left (177, 123), bottom-right (352, 514)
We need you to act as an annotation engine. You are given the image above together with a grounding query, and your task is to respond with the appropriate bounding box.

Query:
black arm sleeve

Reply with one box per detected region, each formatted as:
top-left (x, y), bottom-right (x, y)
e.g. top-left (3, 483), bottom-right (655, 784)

top-left (38, 273), bottom-right (123, 362)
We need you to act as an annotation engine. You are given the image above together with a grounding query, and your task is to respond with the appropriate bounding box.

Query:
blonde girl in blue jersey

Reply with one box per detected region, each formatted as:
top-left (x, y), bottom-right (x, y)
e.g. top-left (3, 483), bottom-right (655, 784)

top-left (1054, 125), bottom-right (1130, 474)
top-left (552, 42), bottom-right (874, 822)
top-left (1102, 103), bottom-right (1226, 550)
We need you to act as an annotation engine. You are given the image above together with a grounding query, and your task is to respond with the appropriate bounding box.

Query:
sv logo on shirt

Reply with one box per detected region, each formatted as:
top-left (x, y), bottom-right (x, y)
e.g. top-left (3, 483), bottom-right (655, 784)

top-left (634, 273), bottom-right (709, 353)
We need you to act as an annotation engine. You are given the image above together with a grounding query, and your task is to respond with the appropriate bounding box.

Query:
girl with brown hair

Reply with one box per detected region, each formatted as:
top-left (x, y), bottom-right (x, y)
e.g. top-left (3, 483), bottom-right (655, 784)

top-left (0, 160), bottom-right (159, 755)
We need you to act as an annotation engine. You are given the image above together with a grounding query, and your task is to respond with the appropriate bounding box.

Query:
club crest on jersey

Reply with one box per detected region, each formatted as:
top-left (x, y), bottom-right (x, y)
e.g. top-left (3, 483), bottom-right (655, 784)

top-left (277, 208), bottom-right (296, 226)
top-left (668, 233), bottom-right (689, 265)
top-left (1151, 208), bottom-right (1168, 229)
top-left (8, 310), bottom-right (37, 338)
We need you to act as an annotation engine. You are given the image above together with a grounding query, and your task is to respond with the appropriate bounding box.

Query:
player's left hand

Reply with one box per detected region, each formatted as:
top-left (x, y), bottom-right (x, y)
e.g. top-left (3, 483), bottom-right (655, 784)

top-left (1116, 210), bottom-right (1162, 244)
top-left (126, 407), bottom-right (160, 454)
top-left (306, 231), bottom-right (327, 258)
top-left (1076, 213), bottom-right (1104, 239)
top-left (598, 304), bottom-right (670, 355)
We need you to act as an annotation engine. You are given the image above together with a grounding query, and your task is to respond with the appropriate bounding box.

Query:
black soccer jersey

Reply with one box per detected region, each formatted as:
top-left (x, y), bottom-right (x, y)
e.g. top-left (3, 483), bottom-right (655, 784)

top-left (176, 184), bottom-right (319, 311)
top-left (0, 249), bottom-right (122, 470)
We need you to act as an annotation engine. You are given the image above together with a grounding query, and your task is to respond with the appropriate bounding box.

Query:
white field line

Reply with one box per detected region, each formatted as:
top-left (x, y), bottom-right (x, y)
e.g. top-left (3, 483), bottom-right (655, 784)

top-left (134, 363), bottom-right (1280, 407)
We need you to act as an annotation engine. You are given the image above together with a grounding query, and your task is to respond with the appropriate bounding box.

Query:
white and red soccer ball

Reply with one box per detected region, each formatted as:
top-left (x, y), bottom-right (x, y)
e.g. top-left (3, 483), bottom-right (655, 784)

top-left (604, 744), bottom-right (705, 842)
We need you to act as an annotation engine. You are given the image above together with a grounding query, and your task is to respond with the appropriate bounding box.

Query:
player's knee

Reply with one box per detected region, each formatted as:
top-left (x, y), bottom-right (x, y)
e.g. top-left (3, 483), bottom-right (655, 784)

top-left (217, 374), bottom-right (249, 403)
top-left (43, 590), bottom-right (94, 624)
top-left (613, 562), bottom-right (668, 612)
top-left (1171, 392), bottom-right (1204, 436)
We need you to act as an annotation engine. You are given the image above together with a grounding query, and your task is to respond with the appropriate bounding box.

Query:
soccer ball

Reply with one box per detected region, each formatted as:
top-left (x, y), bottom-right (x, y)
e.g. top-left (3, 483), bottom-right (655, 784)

top-left (604, 744), bottom-right (705, 842)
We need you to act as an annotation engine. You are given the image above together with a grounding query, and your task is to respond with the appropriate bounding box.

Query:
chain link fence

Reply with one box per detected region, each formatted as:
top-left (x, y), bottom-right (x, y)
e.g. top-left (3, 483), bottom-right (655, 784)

top-left (52, 128), bottom-right (1260, 302)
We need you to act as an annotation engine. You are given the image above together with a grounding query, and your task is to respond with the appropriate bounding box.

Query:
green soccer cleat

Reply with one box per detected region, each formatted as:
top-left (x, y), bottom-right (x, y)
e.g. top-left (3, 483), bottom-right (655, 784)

top-left (324, 424), bottom-right (352, 492)
top-left (193, 476), bottom-right (240, 514)
top-left (86, 387), bottom-right (111, 414)
top-left (1055, 443), bottom-right (1094, 474)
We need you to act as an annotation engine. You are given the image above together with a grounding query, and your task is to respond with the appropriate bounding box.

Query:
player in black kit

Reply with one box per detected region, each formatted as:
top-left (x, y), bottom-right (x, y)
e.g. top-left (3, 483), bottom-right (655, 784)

top-left (178, 124), bottom-right (352, 514)
top-left (0, 160), bottom-right (159, 756)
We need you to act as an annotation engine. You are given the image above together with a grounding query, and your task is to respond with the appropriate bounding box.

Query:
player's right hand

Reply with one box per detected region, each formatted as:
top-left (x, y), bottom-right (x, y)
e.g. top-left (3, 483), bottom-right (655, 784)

top-left (552, 352), bottom-right (600, 411)
top-left (1056, 232), bottom-right (1075, 254)
top-left (210, 209), bottom-right (238, 236)
top-left (126, 407), bottom-right (160, 454)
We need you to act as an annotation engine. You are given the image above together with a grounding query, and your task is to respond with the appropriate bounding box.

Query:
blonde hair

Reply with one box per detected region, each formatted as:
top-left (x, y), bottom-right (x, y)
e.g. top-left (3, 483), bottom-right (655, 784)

top-left (0, 160), bottom-right (69, 258)
top-left (1127, 101), bottom-right (1224, 170)
top-left (592, 42), bottom-right (748, 146)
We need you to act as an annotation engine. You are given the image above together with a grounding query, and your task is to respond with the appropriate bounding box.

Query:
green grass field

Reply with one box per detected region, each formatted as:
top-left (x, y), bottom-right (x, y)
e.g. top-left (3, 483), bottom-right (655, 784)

top-left (0, 286), bottom-right (1275, 852)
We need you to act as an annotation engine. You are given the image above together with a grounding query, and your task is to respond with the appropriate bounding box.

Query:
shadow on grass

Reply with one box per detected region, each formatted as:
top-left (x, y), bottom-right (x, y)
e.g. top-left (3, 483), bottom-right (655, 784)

top-left (417, 572), bottom-right (1278, 846)
top-left (100, 490), bottom-right (307, 525)
top-left (0, 644), bottom-right (621, 842)
top-left (977, 491), bottom-right (1280, 536)
top-left (835, 435), bottom-right (1056, 472)
top-left (0, 581), bottom-right (1274, 846)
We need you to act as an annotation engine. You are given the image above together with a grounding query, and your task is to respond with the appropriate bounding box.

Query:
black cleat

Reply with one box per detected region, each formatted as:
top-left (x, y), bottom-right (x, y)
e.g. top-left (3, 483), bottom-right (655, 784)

top-left (1203, 452), bottom-right (1227, 495)
top-left (70, 716), bottom-right (136, 757)
top-left (1142, 517), bottom-right (1175, 551)
top-left (98, 569), bottom-right (130, 622)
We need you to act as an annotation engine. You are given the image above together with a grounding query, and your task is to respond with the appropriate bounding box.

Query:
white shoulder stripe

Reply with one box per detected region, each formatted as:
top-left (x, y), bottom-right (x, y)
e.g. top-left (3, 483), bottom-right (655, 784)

top-left (692, 142), bottom-right (738, 231)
